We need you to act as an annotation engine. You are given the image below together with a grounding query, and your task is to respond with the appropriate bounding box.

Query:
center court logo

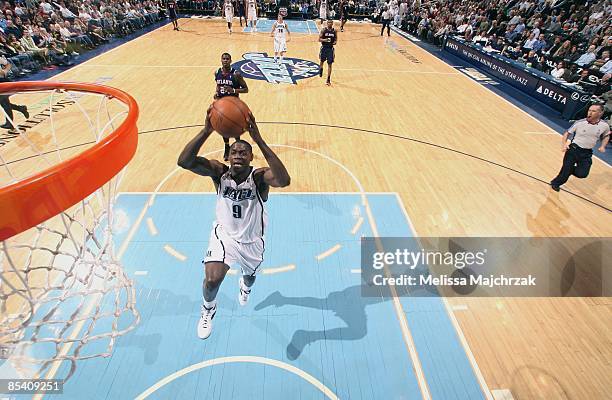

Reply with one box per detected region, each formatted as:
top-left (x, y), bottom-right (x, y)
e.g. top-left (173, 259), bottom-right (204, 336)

top-left (232, 52), bottom-right (320, 84)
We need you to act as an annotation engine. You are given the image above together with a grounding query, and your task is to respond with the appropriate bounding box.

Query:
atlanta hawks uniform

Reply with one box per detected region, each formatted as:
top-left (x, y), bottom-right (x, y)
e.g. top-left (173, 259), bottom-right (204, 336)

top-left (204, 167), bottom-right (267, 276)
top-left (215, 67), bottom-right (241, 98)
top-left (167, 0), bottom-right (177, 20)
top-left (320, 25), bottom-right (337, 63)
top-left (273, 21), bottom-right (287, 53)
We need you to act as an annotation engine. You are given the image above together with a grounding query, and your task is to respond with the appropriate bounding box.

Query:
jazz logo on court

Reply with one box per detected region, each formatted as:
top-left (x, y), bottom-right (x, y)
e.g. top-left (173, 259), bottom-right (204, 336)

top-left (232, 52), bottom-right (320, 84)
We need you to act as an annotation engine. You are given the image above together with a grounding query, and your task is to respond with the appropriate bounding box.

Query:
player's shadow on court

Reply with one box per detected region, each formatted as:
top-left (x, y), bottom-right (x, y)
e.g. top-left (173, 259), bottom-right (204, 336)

top-left (331, 80), bottom-right (390, 97)
top-left (254, 285), bottom-right (385, 360)
top-left (115, 332), bottom-right (163, 365)
top-left (292, 193), bottom-right (344, 216)
top-left (113, 284), bottom-right (232, 364)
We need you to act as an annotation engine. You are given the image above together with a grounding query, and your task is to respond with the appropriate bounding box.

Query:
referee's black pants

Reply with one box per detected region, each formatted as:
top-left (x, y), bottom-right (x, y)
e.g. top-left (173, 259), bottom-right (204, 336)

top-left (0, 95), bottom-right (20, 122)
top-left (551, 143), bottom-right (593, 187)
top-left (381, 19), bottom-right (390, 36)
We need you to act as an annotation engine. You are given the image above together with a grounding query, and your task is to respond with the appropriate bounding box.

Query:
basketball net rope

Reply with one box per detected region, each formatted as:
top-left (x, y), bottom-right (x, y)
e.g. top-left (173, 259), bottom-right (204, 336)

top-left (0, 88), bottom-right (140, 382)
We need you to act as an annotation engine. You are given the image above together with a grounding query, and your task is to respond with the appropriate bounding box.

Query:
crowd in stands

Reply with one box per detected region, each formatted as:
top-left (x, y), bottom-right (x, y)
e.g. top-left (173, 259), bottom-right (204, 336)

top-left (177, 0), bottom-right (377, 19)
top-left (4, 0), bottom-right (609, 118)
top-left (0, 0), bottom-right (164, 79)
top-left (375, 0), bottom-right (612, 117)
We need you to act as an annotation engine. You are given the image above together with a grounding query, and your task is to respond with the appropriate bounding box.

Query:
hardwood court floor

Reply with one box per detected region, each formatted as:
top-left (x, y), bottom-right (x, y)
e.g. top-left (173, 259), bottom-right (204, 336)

top-left (3, 18), bottom-right (611, 399)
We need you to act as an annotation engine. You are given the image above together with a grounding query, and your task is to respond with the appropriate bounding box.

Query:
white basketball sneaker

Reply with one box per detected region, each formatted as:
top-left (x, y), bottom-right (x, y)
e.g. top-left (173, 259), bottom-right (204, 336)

top-left (238, 278), bottom-right (251, 306)
top-left (198, 303), bottom-right (216, 339)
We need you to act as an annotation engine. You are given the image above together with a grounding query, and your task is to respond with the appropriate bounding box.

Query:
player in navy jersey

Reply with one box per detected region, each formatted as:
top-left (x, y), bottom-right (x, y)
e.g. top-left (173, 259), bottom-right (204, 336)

top-left (318, 19), bottom-right (337, 86)
top-left (167, 0), bottom-right (178, 30)
top-left (177, 108), bottom-right (290, 340)
top-left (237, 0), bottom-right (246, 26)
top-left (339, 0), bottom-right (348, 32)
top-left (214, 53), bottom-right (249, 160)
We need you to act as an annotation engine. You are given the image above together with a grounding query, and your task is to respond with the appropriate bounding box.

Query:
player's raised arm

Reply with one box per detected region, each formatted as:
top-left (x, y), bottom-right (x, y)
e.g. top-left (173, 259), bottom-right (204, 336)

top-left (177, 107), bottom-right (227, 178)
top-left (246, 113), bottom-right (290, 187)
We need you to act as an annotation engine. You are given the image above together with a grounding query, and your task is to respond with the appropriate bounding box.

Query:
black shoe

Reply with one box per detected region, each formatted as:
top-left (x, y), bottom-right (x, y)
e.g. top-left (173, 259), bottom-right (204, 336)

top-left (550, 182), bottom-right (560, 192)
top-left (18, 105), bottom-right (28, 119)
top-left (223, 143), bottom-right (230, 161)
top-left (0, 122), bottom-right (14, 129)
top-left (326, 79), bottom-right (331, 86)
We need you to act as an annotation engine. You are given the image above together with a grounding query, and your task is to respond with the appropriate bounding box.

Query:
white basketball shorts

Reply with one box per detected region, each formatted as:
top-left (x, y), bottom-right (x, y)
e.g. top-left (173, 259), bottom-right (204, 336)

top-left (274, 38), bottom-right (287, 53)
top-left (204, 224), bottom-right (265, 276)
top-left (248, 6), bottom-right (257, 21)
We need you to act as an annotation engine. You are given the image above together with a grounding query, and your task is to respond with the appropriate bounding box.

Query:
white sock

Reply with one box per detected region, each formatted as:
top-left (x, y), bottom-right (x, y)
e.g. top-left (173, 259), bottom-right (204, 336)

top-left (203, 298), bottom-right (216, 309)
top-left (280, 56), bottom-right (283, 63)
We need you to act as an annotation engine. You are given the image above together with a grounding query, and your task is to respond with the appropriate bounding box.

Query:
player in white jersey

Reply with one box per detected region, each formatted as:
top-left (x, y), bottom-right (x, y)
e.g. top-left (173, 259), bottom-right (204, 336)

top-left (246, 0), bottom-right (257, 31)
top-left (319, 0), bottom-right (327, 24)
top-left (270, 14), bottom-right (290, 63)
top-left (178, 108), bottom-right (291, 340)
top-left (224, 0), bottom-right (234, 34)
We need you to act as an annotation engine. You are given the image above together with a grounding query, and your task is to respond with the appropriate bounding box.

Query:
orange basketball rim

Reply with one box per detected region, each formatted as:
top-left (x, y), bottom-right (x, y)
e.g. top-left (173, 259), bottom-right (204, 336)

top-left (0, 81), bottom-right (139, 241)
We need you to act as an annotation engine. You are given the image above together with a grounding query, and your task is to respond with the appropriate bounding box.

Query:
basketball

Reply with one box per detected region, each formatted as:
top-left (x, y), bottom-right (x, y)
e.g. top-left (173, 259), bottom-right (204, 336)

top-left (209, 96), bottom-right (251, 139)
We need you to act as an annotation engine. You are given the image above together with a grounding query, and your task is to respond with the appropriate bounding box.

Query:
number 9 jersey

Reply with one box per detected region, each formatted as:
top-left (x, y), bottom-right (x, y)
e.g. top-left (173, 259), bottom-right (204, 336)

top-left (214, 166), bottom-right (267, 242)
top-left (204, 167), bottom-right (267, 274)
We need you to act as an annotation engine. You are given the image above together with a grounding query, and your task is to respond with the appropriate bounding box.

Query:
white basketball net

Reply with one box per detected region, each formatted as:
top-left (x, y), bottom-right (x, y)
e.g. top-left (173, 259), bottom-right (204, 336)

top-left (0, 86), bottom-right (140, 381)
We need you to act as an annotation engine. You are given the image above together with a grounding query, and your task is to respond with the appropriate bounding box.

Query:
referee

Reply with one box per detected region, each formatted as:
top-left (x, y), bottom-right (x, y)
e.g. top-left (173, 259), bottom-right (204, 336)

top-left (550, 104), bottom-right (610, 191)
top-left (0, 57), bottom-right (28, 130)
top-left (380, 7), bottom-right (391, 37)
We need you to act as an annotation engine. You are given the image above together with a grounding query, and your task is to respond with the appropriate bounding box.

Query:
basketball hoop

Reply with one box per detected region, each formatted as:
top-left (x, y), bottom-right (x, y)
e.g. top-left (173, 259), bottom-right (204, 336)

top-left (0, 81), bottom-right (140, 381)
